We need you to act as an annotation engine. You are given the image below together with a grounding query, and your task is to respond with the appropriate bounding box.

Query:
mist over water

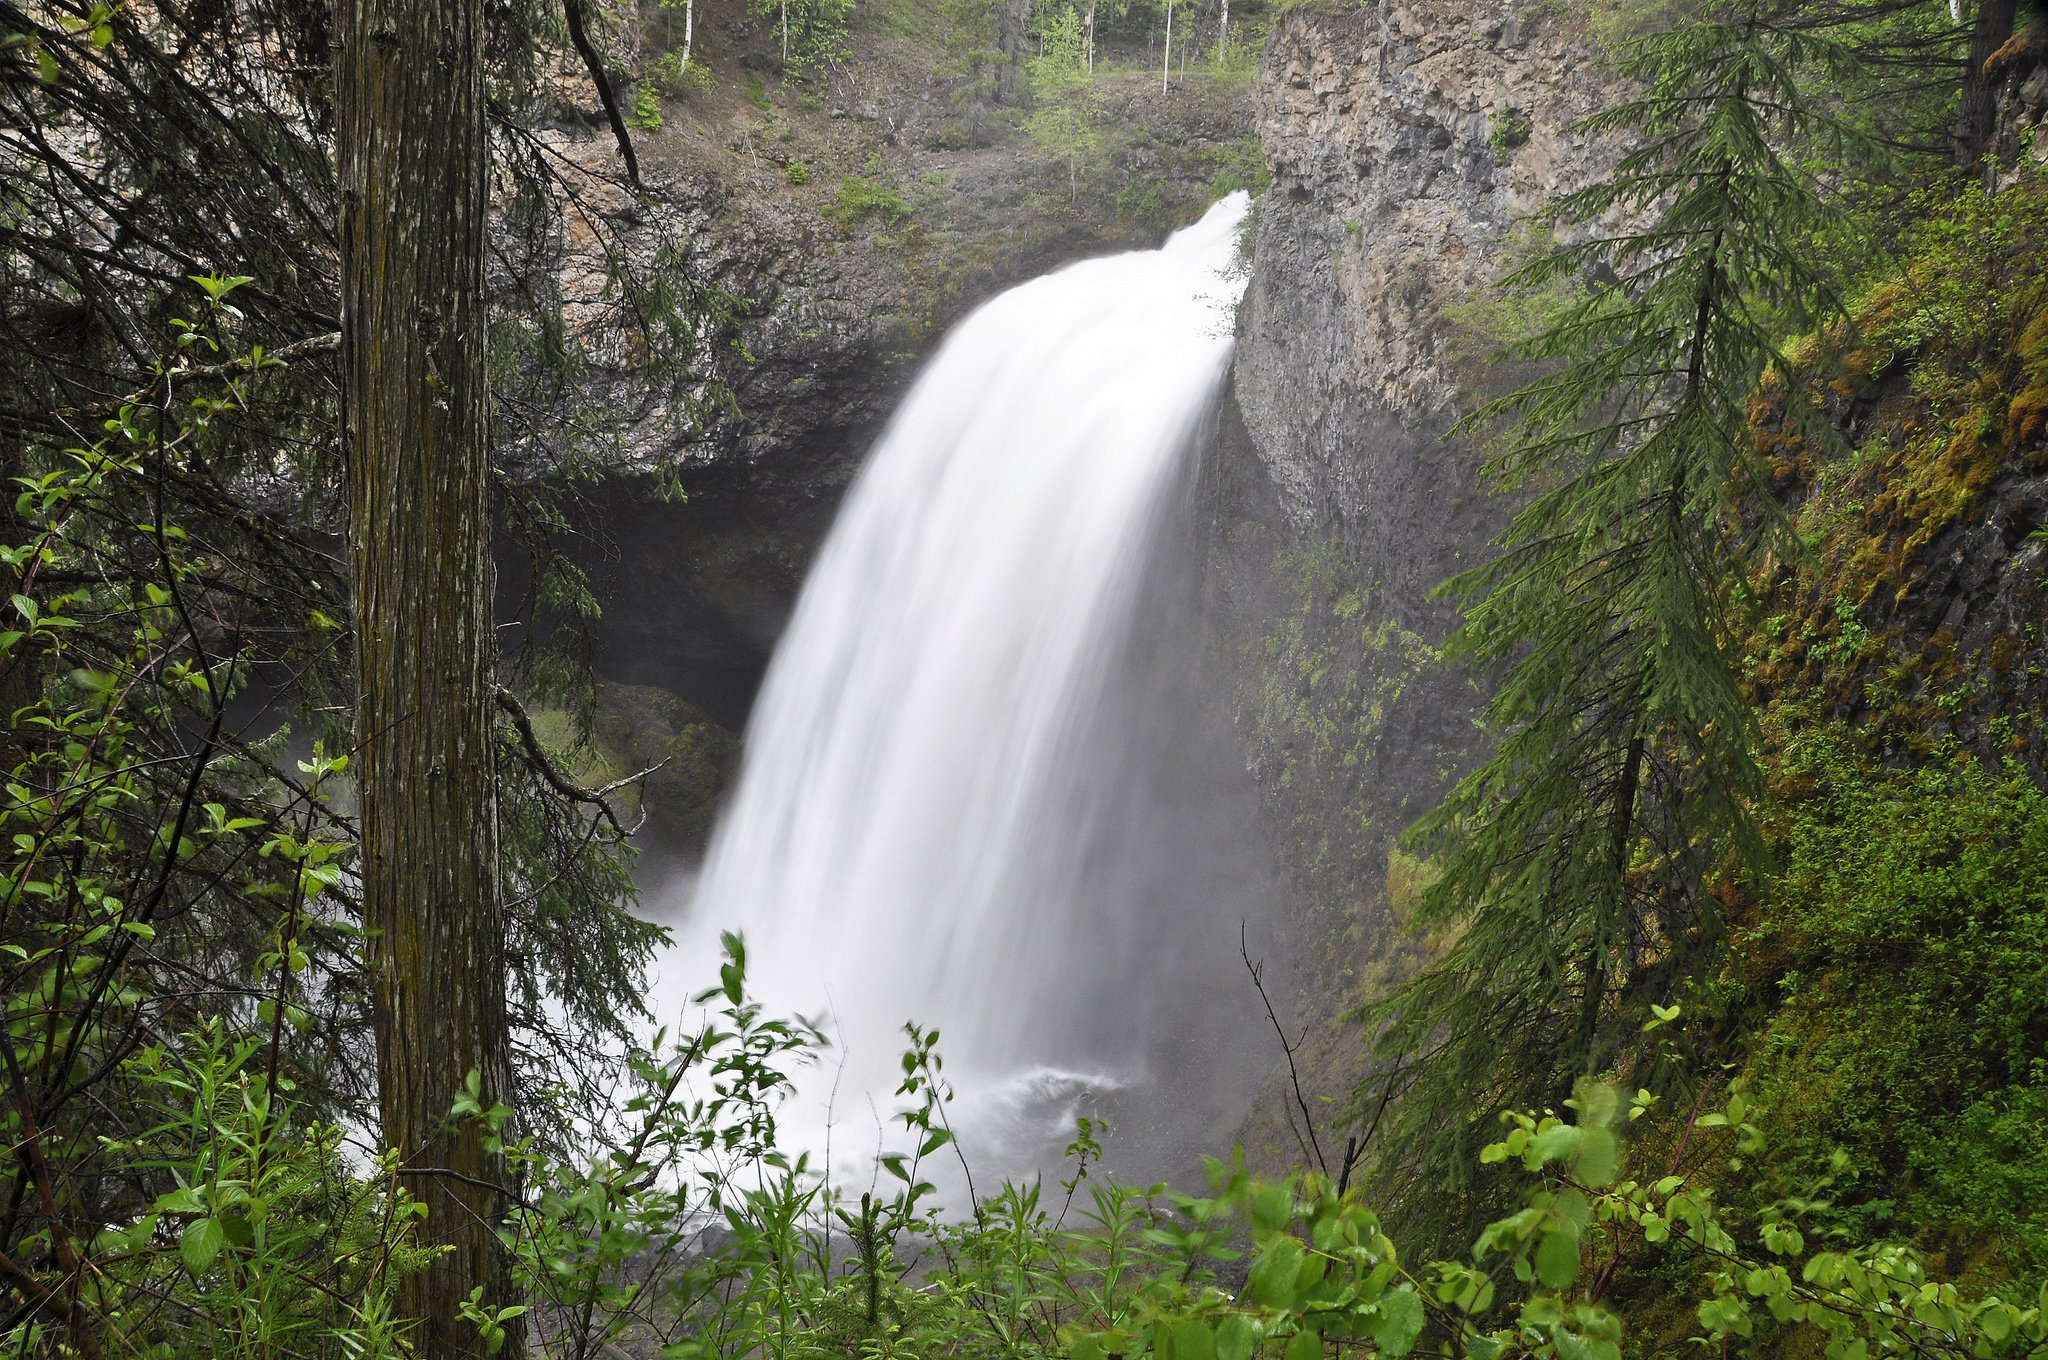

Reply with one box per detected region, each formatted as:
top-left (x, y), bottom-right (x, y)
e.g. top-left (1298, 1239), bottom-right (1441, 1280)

top-left (649, 193), bottom-right (1281, 1189)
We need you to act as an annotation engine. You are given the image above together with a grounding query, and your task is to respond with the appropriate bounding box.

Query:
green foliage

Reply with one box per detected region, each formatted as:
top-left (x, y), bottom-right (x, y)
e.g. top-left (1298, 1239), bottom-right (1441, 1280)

top-left (1207, 134), bottom-right (1272, 200)
top-left (441, 943), bottom-right (2046, 1360)
top-left (1488, 105), bottom-right (1532, 158)
top-left (748, 0), bottom-right (857, 78)
top-left (1740, 167), bottom-right (2048, 758)
top-left (1436, 222), bottom-right (1587, 399)
top-left (824, 158), bottom-right (916, 230)
top-left (1036, 1), bottom-right (1089, 69)
top-left (88, 1023), bottom-right (430, 1357)
top-left (1580, 0), bottom-right (1682, 57)
top-left (0, 295), bottom-right (662, 1351)
top-left (1736, 728), bottom-right (2048, 1275)
top-left (1363, 0), bottom-right (1879, 1247)
top-left (626, 81), bottom-right (663, 131)
top-left (0, 318), bottom-right (429, 1350)
top-left (641, 49), bottom-right (715, 112)
top-left (1026, 83), bottom-right (1111, 205)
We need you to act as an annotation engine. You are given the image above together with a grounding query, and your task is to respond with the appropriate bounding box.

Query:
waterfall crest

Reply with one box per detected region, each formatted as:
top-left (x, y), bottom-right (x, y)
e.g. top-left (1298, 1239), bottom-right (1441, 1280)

top-left (654, 193), bottom-right (1264, 1180)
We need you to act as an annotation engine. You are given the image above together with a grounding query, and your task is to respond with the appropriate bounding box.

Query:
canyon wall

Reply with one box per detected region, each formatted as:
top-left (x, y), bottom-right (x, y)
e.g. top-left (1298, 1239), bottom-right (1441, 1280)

top-left (1203, 0), bottom-right (1624, 1156)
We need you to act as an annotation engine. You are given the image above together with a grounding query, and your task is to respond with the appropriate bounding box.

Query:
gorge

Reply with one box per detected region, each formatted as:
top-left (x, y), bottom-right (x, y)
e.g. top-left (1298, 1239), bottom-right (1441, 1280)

top-left (6, 0), bottom-right (2048, 1350)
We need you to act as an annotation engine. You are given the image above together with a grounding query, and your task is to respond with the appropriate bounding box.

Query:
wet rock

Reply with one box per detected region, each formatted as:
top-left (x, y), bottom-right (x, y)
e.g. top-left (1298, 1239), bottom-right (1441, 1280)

top-left (1204, 0), bottom-right (1624, 1157)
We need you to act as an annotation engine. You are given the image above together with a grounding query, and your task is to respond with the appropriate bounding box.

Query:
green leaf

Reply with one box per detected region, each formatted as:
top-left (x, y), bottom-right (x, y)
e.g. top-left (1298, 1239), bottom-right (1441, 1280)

top-left (1573, 1126), bottom-right (1617, 1187)
top-left (1553, 1330), bottom-right (1620, 1360)
top-left (1529, 1124), bottom-right (1579, 1167)
top-left (1215, 1315), bottom-right (1258, 1360)
top-left (1535, 1230), bottom-right (1580, 1290)
top-left (181, 1217), bottom-right (227, 1274)
top-left (1246, 1238), bottom-right (1303, 1309)
top-left (1371, 1287), bottom-right (1425, 1357)
top-left (1166, 1319), bottom-right (1215, 1360)
top-left (1283, 1328), bottom-right (1320, 1360)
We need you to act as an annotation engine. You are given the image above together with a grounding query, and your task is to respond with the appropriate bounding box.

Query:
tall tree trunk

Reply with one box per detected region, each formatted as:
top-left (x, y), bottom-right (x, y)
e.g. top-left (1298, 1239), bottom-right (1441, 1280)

top-left (683, 0), bottom-right (695, 68)
top-left (995, 0), bottom-right (1027, 104)
top-left (1161, 0), bottom-right (1171, 92)
top-left (1955, 0), bottom-right (2018, 166)
top-left (1084, 0), bottom-right (1095, 72)
top-left (338, 0), bottom-right (519, 1350)
top-left (1218, 0), bottom-right (1228, 61)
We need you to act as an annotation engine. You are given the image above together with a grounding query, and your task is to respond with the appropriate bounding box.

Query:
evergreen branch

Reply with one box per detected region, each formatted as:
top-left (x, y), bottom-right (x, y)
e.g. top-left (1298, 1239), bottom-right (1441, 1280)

top-left (494, 685), bottom-right (665, 840)
top-left (562, 0), bottom-right (645, 194)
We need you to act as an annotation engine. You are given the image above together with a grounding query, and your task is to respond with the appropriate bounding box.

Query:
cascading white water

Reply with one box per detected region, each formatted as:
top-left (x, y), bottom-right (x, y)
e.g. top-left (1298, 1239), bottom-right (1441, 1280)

top-left (652, 193), bottom-right (1260, 1181)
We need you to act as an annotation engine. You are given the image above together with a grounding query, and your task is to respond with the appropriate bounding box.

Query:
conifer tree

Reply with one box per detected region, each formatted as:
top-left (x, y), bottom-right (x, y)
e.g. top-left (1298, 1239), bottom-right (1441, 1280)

top-left (1361, 0), bottom-right (1875, 1240)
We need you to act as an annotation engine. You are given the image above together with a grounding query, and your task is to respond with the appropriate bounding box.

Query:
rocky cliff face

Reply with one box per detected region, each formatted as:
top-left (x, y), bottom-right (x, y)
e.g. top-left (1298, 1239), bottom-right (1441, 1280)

top-left (1203, 0), bottom-right (1626, 1153)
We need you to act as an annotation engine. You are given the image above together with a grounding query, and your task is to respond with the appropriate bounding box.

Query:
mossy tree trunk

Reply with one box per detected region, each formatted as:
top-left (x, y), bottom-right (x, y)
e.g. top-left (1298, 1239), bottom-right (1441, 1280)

top-left (338, 0), bottom-right (520, 1350)
top-left (1955, 0), bottom-right (2018, 166)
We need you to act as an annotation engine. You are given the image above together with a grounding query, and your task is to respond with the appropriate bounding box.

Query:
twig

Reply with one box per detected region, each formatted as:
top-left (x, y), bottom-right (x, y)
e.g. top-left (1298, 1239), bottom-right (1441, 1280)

top-left (1240, 922), bottom-right (1328, 1180)
top-left (9, 332), bottom-right (340, 439)
top-left (493, 686), bottom-right (665, 840)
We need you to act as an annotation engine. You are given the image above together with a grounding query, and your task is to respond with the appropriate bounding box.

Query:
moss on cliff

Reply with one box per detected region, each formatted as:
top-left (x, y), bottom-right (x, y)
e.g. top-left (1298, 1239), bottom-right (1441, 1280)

top-left (1642, 165), bottom-right (2048, 1291)
top-left (1744, 169), bottom-right (2048, 769)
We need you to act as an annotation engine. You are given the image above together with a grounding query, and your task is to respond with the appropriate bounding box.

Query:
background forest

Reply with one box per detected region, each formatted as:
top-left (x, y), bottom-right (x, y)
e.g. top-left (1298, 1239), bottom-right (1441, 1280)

top-left (2, 0), bottom-right (2047, 1356)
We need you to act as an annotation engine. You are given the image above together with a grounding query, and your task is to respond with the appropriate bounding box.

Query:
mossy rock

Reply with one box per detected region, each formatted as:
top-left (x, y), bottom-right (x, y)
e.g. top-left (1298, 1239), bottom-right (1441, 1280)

top-left (590, 681), bottom-right (742, 853)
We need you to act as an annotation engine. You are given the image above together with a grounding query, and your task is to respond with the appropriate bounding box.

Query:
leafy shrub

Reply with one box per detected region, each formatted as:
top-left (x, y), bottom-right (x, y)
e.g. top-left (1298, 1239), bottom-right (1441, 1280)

top-left (453, 944), bottom-right (2048, 1360)
top-left (627, 82), bottom-right (663, 131)
top-left (1208, 133), bottom-right (1272, 199)
top-left (1738, 727), bottom-right (2048, 1274)
top-left (0, 291), bottom-right (430, 1355)
top-left (1489, 105), bottom-right (1532, 157)
top-left (824, 160), bottom-right (914, 229)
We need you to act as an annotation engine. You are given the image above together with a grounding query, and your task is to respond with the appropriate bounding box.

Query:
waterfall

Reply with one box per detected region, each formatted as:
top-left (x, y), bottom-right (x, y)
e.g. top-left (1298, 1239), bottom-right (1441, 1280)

top-left (652, 193), bottom-right (1269, 1183)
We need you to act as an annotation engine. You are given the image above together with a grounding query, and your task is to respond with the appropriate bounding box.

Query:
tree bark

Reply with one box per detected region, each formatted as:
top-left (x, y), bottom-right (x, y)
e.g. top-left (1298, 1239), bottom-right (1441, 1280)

top-left (1955, 0), bottom-right (2018, 166)
top-left (1161, 0), bottom-right (1171, 92)
top-left (996, 0), bottom-right (1027, 104)
top-left (337, 0), bottom-right (519, 1350)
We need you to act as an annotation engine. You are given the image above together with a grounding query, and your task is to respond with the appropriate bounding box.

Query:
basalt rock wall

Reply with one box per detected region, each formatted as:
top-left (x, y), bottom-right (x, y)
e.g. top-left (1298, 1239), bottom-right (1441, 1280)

top-left (1202, 0), bottom-right (1626, 1156)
